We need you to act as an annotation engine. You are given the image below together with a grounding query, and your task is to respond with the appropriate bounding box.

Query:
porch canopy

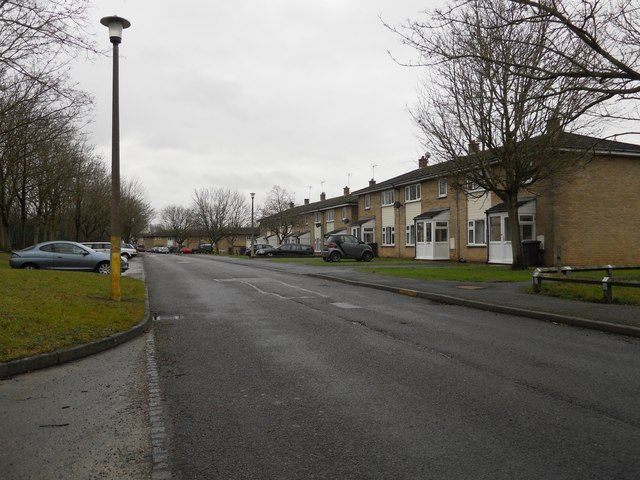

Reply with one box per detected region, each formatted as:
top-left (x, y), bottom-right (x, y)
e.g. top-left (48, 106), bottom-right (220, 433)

top-left (414, 207), bottom-right (450, 221)
top-left (349, 216), bottom-right (375, 227)
top-left (485, 198), bottom-right (535, 214)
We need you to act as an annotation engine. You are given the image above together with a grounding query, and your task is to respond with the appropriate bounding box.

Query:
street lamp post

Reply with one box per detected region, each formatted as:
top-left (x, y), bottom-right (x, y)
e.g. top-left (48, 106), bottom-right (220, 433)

top-left (250, 192), bottom-right (255, 257)
top-left (101, 15), bottom-right (131, 301)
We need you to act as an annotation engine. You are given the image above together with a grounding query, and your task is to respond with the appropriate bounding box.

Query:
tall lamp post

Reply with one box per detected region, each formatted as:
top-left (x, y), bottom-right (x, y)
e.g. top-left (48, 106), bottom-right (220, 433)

top-left (101, 15), bottom-right (131, 301)
top-left (250, 192), bottom-right (255, 257)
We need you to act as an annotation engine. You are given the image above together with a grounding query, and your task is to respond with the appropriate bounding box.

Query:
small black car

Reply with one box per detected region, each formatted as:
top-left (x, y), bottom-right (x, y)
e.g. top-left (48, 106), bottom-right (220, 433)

top-left (322, 234), bottom-right (374, 262)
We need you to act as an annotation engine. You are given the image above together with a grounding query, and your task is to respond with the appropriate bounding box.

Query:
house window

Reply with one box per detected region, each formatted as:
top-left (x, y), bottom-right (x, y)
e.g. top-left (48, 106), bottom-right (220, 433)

top-left (468, 219), bottom-right (486, 245)
top-left (352, 226), bottom-right (361, 239)
top-left (382, 226), bottom-right (395, 246)
top-left (363, 227), bottom-right (374, 243)
top-left (325, 210), bottom-right (334, 222)
top-left (315, 212), bottom-right (322, 223)
top-left (416, 222), bottom-right (424, 243)
top-left (381, 190), bottom-right (395, 206)
top-left (467, 179), bottom-right (480, 192)
top-left (405, 225), bottom-right (415, 246)
top-left (519, 214), bottom-right (535, 241)
top-left (341, 206), bottom-right (347, 219)
top-left (364, 194), bottom-right (371, 210)
top-left (435, 221), bottom-right (448, 242)
top-left (405, 184), bottom-right (421, 202)
top-left (438, 178), bottom-right (447, 197)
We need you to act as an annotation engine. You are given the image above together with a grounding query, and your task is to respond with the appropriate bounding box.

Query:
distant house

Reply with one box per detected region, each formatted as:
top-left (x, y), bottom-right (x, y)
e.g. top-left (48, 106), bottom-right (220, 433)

top-left (139, 227), bottom-right (259, 254)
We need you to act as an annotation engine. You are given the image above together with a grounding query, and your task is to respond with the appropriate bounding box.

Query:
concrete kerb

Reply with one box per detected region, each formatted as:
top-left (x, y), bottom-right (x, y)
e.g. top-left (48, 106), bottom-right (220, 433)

top-left (307, 273), bottom-right (640, 339)
top-left (0, 289), bottom-right (151, 380)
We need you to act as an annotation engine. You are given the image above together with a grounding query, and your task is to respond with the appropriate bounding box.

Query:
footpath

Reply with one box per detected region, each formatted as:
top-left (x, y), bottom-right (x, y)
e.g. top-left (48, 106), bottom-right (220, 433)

top-left (212, 257), bottom-right (640, 338)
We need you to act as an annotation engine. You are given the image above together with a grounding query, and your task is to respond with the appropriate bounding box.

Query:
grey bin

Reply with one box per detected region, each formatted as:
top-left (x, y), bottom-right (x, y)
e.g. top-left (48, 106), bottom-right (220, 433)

top-left (522, 240), bottom-right (542, 267)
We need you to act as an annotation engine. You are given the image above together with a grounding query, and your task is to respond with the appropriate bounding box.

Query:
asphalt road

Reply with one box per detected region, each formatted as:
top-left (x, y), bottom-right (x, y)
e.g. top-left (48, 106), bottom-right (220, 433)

top-left (144, 254), bottom-right (640, 479)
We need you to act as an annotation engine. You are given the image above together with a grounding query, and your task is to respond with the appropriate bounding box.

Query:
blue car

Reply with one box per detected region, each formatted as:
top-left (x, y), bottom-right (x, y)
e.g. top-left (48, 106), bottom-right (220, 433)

top-left (9, 241), bottom-right (129, 274)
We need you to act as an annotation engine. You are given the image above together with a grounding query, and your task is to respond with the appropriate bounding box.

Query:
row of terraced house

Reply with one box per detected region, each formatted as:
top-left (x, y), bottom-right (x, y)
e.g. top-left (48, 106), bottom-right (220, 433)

top-left (257, 133), bottom-right (640, 266)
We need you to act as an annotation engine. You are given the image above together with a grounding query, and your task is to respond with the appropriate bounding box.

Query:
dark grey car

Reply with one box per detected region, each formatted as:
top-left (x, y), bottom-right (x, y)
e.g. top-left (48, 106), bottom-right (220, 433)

top-left (9, 241), bottom-right (129, 274)
top-left (321, 234), bottom-right (374, 262)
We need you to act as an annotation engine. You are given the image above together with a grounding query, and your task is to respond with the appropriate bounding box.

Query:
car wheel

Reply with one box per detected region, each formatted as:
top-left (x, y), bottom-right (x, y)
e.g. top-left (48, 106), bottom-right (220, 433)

top-left (22, 263), bottom-right (39, 270)
top-left (97, 261), bottom-right (110, 275)
top-left (323, 257), bottom-right (331, 262)
top-left (329, 251), bottom-right (341, 262)
top-left (122, 253), bottom-right (131, 260)
top-left (267, 252), bottom-right (274, 257)
top-left (362, 251), bottom-right (373, 262)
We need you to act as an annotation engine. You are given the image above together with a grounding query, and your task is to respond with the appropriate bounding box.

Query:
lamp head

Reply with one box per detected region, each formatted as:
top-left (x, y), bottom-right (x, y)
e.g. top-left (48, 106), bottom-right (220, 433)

top-left (100, 15), bottom-right (131, 44)
top-left (250, 192), bottom-right (255, 198)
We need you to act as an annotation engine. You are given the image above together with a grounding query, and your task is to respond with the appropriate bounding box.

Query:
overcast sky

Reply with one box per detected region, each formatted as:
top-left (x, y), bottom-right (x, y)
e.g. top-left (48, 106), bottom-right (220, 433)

top-left (72, 0), bottom-right (446, 216)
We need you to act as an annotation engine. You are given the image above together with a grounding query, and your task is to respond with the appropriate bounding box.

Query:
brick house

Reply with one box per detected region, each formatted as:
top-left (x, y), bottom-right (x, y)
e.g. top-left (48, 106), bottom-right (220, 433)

top-left (352, 133), bottom-right (640, 265)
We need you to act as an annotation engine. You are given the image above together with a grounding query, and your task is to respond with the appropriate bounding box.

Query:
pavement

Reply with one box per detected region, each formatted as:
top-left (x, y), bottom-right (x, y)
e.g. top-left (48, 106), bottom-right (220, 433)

top-left (207, 256), bottom-right (640, 333)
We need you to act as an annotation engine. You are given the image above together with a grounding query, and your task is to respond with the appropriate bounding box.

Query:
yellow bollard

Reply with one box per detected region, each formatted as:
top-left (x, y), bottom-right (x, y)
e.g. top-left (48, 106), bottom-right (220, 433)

top-left (110, 235), bottom-right (121, 301)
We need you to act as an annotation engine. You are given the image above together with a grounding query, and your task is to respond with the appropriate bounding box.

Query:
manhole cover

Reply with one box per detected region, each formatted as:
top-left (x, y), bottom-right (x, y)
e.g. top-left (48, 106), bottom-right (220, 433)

top-left (456, 285), bottom-right (485, 290)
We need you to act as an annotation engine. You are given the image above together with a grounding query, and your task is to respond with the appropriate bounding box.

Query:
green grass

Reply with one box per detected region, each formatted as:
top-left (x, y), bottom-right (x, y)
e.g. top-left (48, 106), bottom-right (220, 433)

top-left (531, 270), bottom-right (640, 305)
top-left (258, 256), bottom-right (532, 282)
top-left (362, 264), bottom-right (533, 282)
top-left (0, 253), bottom-right (146, 363)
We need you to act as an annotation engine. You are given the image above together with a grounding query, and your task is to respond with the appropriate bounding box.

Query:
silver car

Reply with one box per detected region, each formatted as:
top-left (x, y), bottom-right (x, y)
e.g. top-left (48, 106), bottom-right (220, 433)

top-left (9, 241), bottom-right (129, 274)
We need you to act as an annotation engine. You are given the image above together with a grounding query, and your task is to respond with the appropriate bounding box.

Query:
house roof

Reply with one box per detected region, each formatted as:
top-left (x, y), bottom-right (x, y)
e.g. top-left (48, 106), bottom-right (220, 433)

top-left (414, 207), bottom-right (450, 220)
top-left (259, 194), bottom-right (358, 222)
top-left (353, 132), bottom-right (640, 195)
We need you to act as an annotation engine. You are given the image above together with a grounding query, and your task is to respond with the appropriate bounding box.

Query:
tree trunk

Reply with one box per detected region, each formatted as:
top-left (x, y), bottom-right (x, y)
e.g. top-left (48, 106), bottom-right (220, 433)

top-left (506, 193), bottom-right (525, 270)
top-left (0, 220), bottom-right (10, 251)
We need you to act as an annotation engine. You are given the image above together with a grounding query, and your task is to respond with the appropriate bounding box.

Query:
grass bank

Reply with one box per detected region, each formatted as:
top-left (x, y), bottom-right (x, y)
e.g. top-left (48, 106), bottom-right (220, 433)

top-left (0, 253), bottom-right (146, 363)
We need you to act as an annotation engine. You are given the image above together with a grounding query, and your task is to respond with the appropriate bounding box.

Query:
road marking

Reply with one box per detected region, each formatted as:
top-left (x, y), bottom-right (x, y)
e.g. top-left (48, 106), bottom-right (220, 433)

top-left (273, 280), bottom-right (329, 298)
top-left (331, 302), bottom-right (361, 309)
top-left (145, 333), bottom-right (172, 480)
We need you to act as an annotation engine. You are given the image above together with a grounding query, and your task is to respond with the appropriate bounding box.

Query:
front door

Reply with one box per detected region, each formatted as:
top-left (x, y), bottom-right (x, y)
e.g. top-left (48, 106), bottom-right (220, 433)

top-left (415, 221), bottom-right (433, 259)
top-left (488, 213), bottom-right (512, 264)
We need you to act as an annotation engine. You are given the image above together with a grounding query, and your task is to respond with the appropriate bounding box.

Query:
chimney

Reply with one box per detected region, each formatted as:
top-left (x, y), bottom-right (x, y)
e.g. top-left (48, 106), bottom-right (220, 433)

top-left (369, 179), bottom-right (376, 187)
top-left (418, 152), bottom-right (431, 169)
top-left (320, 192), bottom-right (326, 201)
top-left (343, 186), bottom-right (350, 195)
top-left (468, 140), bottom-right (480, 154)
top-left (304, 198), bottom-right (309, 205)
top-left (289, 201), bottom-right (295, 209)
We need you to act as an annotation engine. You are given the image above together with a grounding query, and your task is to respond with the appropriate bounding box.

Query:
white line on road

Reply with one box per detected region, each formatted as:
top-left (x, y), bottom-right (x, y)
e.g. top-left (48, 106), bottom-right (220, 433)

top-left (331, 302), bottom-right (361, 309)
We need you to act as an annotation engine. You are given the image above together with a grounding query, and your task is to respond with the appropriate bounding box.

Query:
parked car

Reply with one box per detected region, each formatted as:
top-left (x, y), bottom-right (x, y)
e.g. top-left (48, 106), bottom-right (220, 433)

top-left (136, 244), bottom-right (146, 252)
top-left (9, 241), bottom-right (128, 274)
top-left (194, 243), bottom-right (213, 254)
top-left (256, 244), bottom-right (314, 257)
top-left (245, 243), bottom-right (272, 256)
top-left (156, 246), bottom-right (169, 254)
top-left (322, 234), bottom-right (374, 262)
top-left (81, 241), bottom-right (137, 260)
top-left (180, 247), bottom-right (193, 254)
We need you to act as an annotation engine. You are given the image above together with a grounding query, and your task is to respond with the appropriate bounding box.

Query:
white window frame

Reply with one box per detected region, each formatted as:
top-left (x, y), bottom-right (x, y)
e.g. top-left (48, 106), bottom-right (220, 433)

top-left (363, 227), bottom-right (374, 243)
top-left (382, 226), bottom-right (395, 246)
top-left (315, 212), bottom-right (322, 223)
top-left (404, 184), bottom-right (421, 202)
top-left (405, 224), bottom-right (415, 246)
top-left (351, 226), bottom-right (361, 240)
top-left (341, 206), bottom-right (347, 219)
top-left (519, 214), bottom-right (536, 241)
top-left (381, 190), bottom-right (395, 206)
top-left (467, 219), bottom-right (486, 246)
top-left (364, 194), bottom-right (371, 210)
top-left (325, 209), bottom-right (334, 222)
top-left (438, 178), bottom-right (447, 198)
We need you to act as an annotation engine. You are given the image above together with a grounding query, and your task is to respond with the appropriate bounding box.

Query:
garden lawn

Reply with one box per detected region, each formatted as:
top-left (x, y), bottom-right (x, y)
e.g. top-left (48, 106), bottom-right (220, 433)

top-left (0, 253), bottom-right (146, 363)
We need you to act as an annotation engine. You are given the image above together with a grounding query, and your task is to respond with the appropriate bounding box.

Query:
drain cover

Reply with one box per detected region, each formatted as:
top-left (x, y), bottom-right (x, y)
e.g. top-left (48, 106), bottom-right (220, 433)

top-left (153, 314), bottom-right (184, 321)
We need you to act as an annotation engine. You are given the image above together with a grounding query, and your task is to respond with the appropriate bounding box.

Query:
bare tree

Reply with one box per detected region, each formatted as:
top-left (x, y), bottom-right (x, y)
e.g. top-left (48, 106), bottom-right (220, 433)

top-left (120, 178), bottom-right (154, 244)
top-left (395, 0), bottom-right (594, 268)
top-left (259, 186), bottom-right (301, 245)
top-left (192, 187), bottom-right (247, 252)
top-left (160, 205), bottom-right (195, 250)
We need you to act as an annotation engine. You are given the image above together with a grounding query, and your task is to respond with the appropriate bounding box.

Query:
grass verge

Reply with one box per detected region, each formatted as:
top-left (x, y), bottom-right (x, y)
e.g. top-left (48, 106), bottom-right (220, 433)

top-left (0, 253), bottom-right (146, 363)
top-left (529, 270), bottom-right (640, 305)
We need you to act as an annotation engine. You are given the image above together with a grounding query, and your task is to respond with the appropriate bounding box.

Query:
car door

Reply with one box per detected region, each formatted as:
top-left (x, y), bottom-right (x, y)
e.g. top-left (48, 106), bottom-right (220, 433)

top-left (34, 243), bottom-right (56, 269)
top-left (340, 235), bottom-right (361, 258)
top-left (53, 243), bottom-right (93, 270)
